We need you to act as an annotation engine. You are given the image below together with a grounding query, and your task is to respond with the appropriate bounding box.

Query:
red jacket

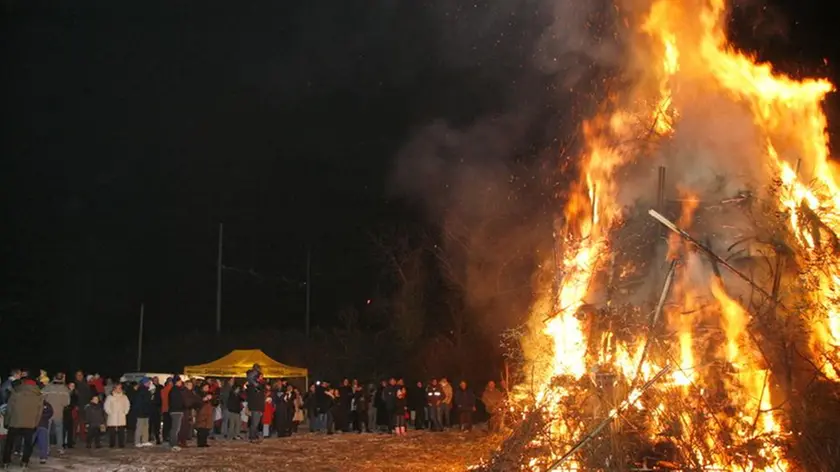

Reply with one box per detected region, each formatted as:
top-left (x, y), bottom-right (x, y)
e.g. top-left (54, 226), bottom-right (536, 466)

top-left (263, 399), bottom-right (275, 425)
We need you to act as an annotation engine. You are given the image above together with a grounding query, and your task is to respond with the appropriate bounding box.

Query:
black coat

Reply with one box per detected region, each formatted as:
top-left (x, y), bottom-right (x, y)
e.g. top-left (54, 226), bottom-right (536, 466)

top-left (383, 385), bottom-right (396, 411)
top-left (247, 385), bottom-right (266, 412)
top-left (75, 382), bottom-right (92, 408)
top-left (132, 387), bottom-right (153, 418)
top-left (409, 385), bottom-right (426, 410)
top-left (168, 386), bottom-right (186, 413)
top-left (353, 390), bottom-right (368, 412)
top-left (454, 388), bottom-right (476, 411)
top-left (150, 385), bottom-right (162, 415)
top-left (226, 390), bottom-right (244, 413)
top-left (84, 403), bottom-right (105, 427)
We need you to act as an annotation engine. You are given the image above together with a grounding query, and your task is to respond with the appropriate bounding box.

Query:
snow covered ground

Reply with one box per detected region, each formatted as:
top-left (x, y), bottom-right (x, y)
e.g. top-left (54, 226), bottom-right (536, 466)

top-left (8, 430), bottom-right (501, 471)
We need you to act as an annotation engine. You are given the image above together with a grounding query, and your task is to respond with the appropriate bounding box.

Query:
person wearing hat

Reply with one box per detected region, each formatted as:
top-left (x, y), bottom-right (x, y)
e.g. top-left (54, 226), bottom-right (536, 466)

top-left (167, 377), bottom-right (186, 451)
top-left (1, 377), bottom-right (43, 468)
top-left (132, 378), bottom-right (153, 447)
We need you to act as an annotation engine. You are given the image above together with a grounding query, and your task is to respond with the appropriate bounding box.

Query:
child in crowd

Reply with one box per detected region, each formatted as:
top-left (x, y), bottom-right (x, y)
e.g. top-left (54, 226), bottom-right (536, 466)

top-left (393, 388), bottom-right (408, 436)
top-left (34, 401), bottom-right (54, 464)
top-left (262, 393), bottom-right (274, 438)
top-left (84, 396), bottom-right (105, 448)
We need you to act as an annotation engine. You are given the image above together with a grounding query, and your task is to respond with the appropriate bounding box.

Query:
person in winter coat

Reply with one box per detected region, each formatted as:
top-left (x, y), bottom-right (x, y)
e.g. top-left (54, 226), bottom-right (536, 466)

top-left (304, 384), bottom-right (318, 432)
top-left (383, 378), bottom-right (397, 432)
top-left (178, 381), bottom-right (201, 446)
top-left (33, 401), bottom-right (53, 464)
top-left (63, 381), bottom-right (78, 449)
top-left (351, 384), bottom-right (369, 433)
top-left (225, 385), bottom-right (243, 439)
top-left (1, 378), bottom-right (43, 468)
top-left (32, 400), bottom-right (53, 464)
top-left (73, 371), bottom-right (91, 444)
top-left (440, 378), bottom-right (453, 429)
top-left (132, 378), bottom-right (153, 447)
top-left (374, 380), bottom-right (387, 431)
top-left (481, 381), bottom-right (505, 433)
top-left (218, 378), bottom-right (233, 438)
top-left (195, 394), bottom-right (214, 447)
top-left (326, 389), bottom-right (339, 435)
top-left (393, 387), bottom-right (408, 436)
top-left (262, 393), bottom-right (275, 438)
top-left (161, 377), bottom-right (173, 443)
top-left (104, 384), bottom-right (131, 448)
top-left (273, 385), bottom-right (291, 438)
top-left (83, 396), bottom-right (105, 448)
top-left (365, 384), bottom-right (377, 433)
top-left (246, 375), bottom-right (266, 442)
top-left (454, 380), bottom-right (476, 432)
top-left (426, 379), bottom-right (444, 431)
top-left (149, 377), bottom-right (162, 445)
top-left (409, 381), bottom-right (426, 430)
top-left (292, 388), bottom-right (304, 433)
top-left (41, 373), bottom-right (70, 454)
top-left (167, 377), bottom-right (185, 450)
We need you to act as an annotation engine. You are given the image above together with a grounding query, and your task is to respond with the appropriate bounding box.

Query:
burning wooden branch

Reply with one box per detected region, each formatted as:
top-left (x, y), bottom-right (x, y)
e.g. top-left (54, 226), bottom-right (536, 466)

top-left (547, 365), bottom-right (672, 471)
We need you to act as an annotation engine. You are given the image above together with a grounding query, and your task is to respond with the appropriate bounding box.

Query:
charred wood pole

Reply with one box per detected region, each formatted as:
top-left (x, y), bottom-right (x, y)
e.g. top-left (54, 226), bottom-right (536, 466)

top-left (649, 166), bottom-right (668, 305)
top-left (632, 259), bottom-right (677, 391)
top-left (656, 166), bottom-right (666, 214)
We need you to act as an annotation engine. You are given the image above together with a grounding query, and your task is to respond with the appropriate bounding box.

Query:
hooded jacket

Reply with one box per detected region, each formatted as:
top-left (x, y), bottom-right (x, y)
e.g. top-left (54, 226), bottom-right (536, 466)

top-left (6, 382), bottom-right (44, 429)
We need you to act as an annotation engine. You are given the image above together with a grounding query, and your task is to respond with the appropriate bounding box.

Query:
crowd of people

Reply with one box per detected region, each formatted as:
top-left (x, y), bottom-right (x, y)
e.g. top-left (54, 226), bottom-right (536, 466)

top-left (0, 365), bottom-right (509, 469)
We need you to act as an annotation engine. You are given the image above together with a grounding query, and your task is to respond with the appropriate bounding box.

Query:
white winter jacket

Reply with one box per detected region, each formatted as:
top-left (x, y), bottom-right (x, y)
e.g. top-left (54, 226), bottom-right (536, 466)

top-left (104, 392), bottom-right (131, 427)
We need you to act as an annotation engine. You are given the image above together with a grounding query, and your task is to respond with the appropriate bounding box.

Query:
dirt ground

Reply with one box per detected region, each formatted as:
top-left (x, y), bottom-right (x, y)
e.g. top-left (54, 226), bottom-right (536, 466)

top-left (20, 430), bottom-right (502, 472)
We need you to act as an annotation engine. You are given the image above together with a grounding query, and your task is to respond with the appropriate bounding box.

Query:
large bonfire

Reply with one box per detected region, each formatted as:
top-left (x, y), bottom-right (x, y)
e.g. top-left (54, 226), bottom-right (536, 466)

top-left (478, 0), bottom-right (840, 471)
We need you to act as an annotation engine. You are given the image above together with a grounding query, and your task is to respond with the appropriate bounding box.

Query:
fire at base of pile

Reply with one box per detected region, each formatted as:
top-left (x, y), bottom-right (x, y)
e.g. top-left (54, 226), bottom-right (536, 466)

top-left (474, 194), bottom-right (840, 472)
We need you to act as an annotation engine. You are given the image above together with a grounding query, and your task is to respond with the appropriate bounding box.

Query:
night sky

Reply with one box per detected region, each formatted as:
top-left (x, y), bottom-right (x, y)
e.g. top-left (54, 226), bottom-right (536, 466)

top-left (1, 0), bottom-right (837, 371)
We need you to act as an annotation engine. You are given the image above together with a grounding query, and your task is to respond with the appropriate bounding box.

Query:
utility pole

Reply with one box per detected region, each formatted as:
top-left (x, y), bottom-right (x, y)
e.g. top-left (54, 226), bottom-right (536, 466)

top-left (137, 303), bottom-right (144, 371)
top-left (305, 246), bottom-right (311, 339)
top-left (216, 222), bottom-right (223, 335)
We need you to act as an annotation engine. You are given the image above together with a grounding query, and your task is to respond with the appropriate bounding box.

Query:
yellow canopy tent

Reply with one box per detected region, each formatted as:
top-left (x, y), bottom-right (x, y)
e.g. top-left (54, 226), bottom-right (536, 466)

top-left (184, 349), bottom-right (308, 384)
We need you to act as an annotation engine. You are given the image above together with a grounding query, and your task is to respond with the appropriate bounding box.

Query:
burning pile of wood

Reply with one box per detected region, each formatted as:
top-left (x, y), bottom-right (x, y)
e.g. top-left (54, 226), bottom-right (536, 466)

top-left (475, 181), bottom-right (840, 471)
